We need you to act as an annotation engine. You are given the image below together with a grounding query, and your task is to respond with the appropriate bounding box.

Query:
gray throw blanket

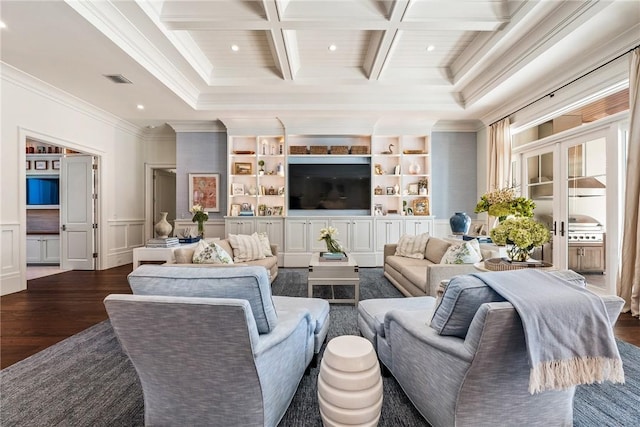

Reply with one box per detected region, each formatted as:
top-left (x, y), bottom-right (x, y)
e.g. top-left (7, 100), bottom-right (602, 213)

top-left (472, 270), bottom-right (625, 394)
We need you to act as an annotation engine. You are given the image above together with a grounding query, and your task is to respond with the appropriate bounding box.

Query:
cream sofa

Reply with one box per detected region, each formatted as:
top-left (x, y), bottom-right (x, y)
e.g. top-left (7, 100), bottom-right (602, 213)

top-left (384, 237), bottom-right (499, 297)
top-left (169, 238), bottom-right (279, 283)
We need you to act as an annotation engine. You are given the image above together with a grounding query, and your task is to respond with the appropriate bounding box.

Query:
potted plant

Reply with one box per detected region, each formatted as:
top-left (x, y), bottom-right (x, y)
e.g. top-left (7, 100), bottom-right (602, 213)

top-left (490, 217), bottom-right (550, 261)
top-left (418, 178), bottom-right (428, 195)
top-left (258, 160), bottom-right (265, 176)
top-left (258, 204), bottom-right (266, 216)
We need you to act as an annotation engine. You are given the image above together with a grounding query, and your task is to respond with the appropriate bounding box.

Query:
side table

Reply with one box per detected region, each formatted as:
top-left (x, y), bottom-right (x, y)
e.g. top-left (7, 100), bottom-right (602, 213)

top-left (308, 253), bottom-right (360, 305)
top-left (318, 335), bottom-right (383, 426)
top-left (132, 242), bottom-right (199, 270)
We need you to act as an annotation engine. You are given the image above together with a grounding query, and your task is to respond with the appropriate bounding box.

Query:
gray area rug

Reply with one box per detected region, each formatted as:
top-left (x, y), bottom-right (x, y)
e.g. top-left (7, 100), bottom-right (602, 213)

top-left (1, 268), bottom-right (639, 426)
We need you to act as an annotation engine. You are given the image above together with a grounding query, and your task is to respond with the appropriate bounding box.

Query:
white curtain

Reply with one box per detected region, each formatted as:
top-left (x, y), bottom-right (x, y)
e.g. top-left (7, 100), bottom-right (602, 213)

top-left (618, 48), bottom-right (640, 317)
top-left (488, 118), bottom-right (512, 191)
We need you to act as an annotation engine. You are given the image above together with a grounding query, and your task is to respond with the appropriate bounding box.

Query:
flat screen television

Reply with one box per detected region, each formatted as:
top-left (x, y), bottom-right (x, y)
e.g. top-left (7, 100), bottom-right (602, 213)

top-left (288, 163), bottom-right (371, 214)
top-left (27, 176), bottom-right (60, 206)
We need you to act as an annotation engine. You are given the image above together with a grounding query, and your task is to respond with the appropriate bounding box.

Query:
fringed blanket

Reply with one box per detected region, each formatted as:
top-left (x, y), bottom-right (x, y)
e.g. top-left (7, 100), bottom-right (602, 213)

top-left (472, 269), bottom-right (624, 394)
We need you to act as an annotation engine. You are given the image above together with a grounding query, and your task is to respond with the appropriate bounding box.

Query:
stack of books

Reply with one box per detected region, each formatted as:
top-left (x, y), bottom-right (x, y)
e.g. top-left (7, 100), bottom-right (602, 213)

top-left (146, 237), bottom-right (180, 248)
top-left (238, 211), bottom-right (254, 216)
top-left (320, 252), bottom-right (347, 262)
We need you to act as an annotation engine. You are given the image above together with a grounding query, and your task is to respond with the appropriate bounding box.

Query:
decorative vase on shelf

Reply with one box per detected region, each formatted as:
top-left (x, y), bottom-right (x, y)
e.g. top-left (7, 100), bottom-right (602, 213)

top-left (154, 212), bottom-right (173, 239)
top-left (409, 162), bottom-right (421, 175)
top-left (449, 212), bottom-right (471, 235)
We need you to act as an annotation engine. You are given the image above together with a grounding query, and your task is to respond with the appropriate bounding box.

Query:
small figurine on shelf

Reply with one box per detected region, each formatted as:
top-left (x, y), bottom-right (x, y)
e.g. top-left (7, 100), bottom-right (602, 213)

top-left (261, 139), bottom-right (268, 155)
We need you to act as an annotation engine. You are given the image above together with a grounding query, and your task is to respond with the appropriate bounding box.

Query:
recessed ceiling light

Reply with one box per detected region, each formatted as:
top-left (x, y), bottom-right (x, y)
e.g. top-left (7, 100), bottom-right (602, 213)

top-left (137, 104), bottom-right (145, 110)
top-left (0, 21), bottom-right (7, 29)
top-left (426, 45), bottom-right (435, 52)
top-left (231, 44), bottom-right (239, 52)
top-left (328, 44), bottom-right (337, 52)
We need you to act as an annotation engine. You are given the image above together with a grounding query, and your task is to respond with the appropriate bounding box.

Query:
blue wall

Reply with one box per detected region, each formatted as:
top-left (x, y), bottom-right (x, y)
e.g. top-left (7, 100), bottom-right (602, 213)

top-left (431, 132), bottom-right (477, 219)
top-left (176, 132), bottom-right (227, 219)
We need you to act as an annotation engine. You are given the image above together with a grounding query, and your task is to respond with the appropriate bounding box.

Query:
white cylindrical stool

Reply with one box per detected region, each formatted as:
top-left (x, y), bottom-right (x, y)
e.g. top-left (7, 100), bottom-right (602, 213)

top-left (318, 335), bottom-right (383, 427)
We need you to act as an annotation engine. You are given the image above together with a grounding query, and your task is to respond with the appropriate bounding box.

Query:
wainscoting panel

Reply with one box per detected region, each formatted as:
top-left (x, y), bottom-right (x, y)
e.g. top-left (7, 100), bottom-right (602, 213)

top-left (1, 224), bottom-right (25, 295)
top-left (105, 220), bottom-right (145, 269)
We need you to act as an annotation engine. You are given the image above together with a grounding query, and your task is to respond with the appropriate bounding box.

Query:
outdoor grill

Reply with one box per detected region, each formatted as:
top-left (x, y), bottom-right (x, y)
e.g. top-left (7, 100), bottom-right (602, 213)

top-left (567, 214), bottom-right (605, 242)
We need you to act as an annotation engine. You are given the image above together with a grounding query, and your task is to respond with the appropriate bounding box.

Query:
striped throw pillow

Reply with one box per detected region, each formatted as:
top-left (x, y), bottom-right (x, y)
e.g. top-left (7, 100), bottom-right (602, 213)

top-left (395, 233), bottom-right (430, 259)
top-left (228, 233), bottom-right (266, 262)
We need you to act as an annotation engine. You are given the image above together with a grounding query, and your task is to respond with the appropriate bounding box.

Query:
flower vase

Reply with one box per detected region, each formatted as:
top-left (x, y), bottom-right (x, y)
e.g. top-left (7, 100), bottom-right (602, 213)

top-left (324, 238), bottom-right (342, 254)
top-left (507, 244), bottom-right (531, 262)
top-left (154, 212), bottom-right (172, 239)
top-left (197, 220), bottom-right (205, 239)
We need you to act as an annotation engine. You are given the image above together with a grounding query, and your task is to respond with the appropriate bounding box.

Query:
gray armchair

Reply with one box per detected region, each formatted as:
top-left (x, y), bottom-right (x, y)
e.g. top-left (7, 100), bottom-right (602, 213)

top-left (383, 295), bottom-right (624, 426)
top-left (106, 265), bottom-right (317, 426)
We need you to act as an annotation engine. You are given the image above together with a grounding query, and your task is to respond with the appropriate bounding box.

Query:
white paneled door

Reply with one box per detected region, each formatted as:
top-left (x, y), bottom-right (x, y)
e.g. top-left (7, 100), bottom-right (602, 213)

top-left (60, 155), bottom-right (96, 270)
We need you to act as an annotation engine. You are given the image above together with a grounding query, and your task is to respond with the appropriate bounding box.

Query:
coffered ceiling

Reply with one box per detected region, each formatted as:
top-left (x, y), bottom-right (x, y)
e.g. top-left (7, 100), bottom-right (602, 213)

top-left (1, 1), bottom-right (638, 130)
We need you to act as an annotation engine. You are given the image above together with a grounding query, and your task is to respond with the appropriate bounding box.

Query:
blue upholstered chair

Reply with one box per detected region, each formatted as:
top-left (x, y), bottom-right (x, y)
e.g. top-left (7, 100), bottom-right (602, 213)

top-left (105, 265), bottom-right (317, 426)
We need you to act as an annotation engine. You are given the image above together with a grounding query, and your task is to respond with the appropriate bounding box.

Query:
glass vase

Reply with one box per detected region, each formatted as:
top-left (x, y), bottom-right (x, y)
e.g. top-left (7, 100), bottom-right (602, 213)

top-left (507, 244), bottom-right (531, 262)
top-left (197, 220), bottom-right (205, 239)
top-left (324, 237), bottom-right (342, 254)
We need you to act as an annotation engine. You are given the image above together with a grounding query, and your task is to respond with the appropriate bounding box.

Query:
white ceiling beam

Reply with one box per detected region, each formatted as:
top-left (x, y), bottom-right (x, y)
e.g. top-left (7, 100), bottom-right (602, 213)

top-left (263, 0), bottom-right (294, 80)
top-left (365, 0), bottom-right (411, 80)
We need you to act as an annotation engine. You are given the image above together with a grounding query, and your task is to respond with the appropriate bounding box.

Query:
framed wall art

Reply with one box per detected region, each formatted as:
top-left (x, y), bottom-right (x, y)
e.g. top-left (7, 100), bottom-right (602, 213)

top-left (189, 173), bottom-right (220, 212)
top-left (234, 162), bottom-right (252, 175)
top-left (231, 182), bottom-right (245, 196)
top-left (52, 160), bottom-right (61, 170)
top-left (35, 160), bottom-right (48, 170)
top-left (412, 198), bottom-right (430, 216)
top-left (26, 160), bottom-right (31, 170)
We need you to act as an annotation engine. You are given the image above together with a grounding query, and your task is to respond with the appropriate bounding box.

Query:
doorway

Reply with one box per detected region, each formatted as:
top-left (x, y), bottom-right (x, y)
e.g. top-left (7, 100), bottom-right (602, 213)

top-left (25, 137), bottom-right (98, 280)
top-left (145, 164), bottom-right (177, 241)
top-left (517, 120), bottom-right (624, 294)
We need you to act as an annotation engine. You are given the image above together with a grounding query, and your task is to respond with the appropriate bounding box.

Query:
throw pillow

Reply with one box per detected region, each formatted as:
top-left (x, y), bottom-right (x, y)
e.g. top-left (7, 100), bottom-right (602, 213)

top-left (229, 233), bottom-right (266, 262)
top-left (440, 240), bottom-right (482, 265)
top-left (255, 232), bottom-right (273, 257)
top-left (192, 240), bottom-right (234, 264)
top-left (430, 275), bottom-right (504, 338)
top-left (424, 237), bottom-right (452, 263)
top-left (395, 233), bottom-right (430, 259)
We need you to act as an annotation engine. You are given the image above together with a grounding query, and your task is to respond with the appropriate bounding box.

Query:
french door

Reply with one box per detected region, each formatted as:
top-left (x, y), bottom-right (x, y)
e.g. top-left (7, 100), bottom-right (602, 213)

top-left (519, 124), bottom-right (622, 293)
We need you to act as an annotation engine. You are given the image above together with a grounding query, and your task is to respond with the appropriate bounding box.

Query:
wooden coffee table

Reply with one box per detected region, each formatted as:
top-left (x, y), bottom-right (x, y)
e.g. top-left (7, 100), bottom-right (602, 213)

top-left (308, 253), bottom-right (359, 305)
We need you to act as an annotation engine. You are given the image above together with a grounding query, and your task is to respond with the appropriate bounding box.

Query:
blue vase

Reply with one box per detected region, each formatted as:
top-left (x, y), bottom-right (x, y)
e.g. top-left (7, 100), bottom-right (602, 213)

top-left (450, 212), bottom-right (471, 235)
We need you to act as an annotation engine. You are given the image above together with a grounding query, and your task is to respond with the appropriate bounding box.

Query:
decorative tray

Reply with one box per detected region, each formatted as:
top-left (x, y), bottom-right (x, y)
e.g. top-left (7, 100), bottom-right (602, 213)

top-left (403, 149), bottom-right (425, 154)
top-left (233, 150), bottom-right (255, 155)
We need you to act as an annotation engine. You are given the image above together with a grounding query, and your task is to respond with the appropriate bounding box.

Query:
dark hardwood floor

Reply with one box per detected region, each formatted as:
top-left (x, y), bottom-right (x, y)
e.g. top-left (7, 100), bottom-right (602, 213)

top-left (2, 265), bottom-right (639, 369)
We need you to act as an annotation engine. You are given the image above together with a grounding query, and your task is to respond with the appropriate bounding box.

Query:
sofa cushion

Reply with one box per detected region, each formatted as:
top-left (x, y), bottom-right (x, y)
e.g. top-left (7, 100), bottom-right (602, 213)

top-left (402, 267), bottom-right (429, 294)
top-left (192, 240), bottom-right (234, 264)
top-left (395, 233), bottom-right (430, 259)
top-left (358, 296), bottom-right (436, 338)
top-left (430, 275), bottom-right (504, 338)
top-left (229, 233), bottom-right (266, 262)
top-left (385, 255), bottom-right (432, 272)
top-left (128, 265), bottom-right (278, 334)
top-left (424, 238), bottom-right (452, 264)
top-left (174, 247), bottom-right (195, 264)
top-left (440, 240), bottom-right (482, 265)
top-left (256, 232), bottom-right (273, 257)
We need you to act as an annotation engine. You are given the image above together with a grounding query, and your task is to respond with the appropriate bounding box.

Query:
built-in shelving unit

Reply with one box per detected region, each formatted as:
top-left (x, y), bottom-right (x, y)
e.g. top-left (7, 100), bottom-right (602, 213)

top-left (372, 135), bottom-right (431, 216)
top-left (228, 135), bottom-right (286, 217)
top-left (226, 130), bottom-right (433, 267)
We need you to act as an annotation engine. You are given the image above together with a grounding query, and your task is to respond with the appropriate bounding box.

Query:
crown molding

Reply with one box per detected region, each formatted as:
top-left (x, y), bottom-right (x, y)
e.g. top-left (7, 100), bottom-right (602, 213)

top-left (166, 120), bottom-right (226, 133)
top-left (459, 1), bottom-right (610, 109)
top-left (219, 118), bottom-right (285, 135)
top-left (432, 120), bottom-right (485, 133)
top-left (1, 62), bottom-right (142, 138)
top-left (65, 0), bottom-right (201, 108)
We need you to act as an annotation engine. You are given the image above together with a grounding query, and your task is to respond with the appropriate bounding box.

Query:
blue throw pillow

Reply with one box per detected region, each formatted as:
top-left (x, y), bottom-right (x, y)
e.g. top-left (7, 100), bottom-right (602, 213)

top-left (430, 275), bottom-right (504, 338)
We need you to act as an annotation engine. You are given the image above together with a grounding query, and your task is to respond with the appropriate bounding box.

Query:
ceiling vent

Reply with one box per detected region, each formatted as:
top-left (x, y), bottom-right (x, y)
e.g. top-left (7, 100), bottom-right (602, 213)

top-left (103, 74), bottom-right (133, 84)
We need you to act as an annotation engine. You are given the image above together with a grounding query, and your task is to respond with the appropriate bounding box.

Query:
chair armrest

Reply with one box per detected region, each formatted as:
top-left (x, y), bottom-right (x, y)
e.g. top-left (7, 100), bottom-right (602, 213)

top-left (253, 308), bottom-right (312, 357)
top-left (384, 309), bottom-right (474, 362)
top-left (270, 244), bottom-right (278, 257)
top-left (425, 264), bottom-right (479, 296)
top-left (384, 244), bottom-right (397, 261)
